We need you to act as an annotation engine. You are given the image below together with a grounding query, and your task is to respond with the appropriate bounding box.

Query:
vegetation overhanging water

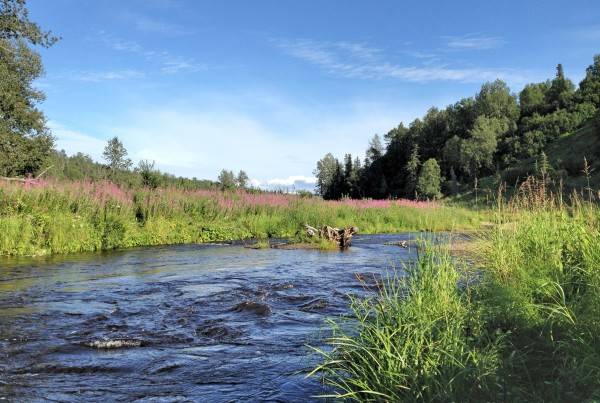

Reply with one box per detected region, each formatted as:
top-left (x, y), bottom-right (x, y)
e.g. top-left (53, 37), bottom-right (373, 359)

top-left (312, 183), bottom-right (600, 401)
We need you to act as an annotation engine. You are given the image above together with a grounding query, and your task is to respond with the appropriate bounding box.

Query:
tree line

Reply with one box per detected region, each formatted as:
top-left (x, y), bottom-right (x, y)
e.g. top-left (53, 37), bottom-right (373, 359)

top-left (47, 136), bottom-right (252, 191)
top-left (315, 58), bottom-right (600, 200)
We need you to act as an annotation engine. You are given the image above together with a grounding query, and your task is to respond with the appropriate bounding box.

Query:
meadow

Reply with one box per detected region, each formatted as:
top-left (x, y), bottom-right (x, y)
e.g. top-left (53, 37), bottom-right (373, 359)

top-left (0, 179), bottom-right (482, 256)
top-left (313, 180), bottom-right (600, 401)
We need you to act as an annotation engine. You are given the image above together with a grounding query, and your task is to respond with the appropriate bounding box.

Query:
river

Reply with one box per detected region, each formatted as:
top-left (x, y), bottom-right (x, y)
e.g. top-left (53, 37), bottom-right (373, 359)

top-left (0, 234), bottom-right (417, 402)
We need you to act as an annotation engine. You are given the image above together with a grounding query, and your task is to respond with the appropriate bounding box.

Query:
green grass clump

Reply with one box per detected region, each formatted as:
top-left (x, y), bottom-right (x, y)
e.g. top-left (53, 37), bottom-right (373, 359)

top-left (476, 203), bottom-right (600, 400)
top-left (313, 191), bottom-right (600, 401)
top-left (312, 245), bottom-right (501, 401)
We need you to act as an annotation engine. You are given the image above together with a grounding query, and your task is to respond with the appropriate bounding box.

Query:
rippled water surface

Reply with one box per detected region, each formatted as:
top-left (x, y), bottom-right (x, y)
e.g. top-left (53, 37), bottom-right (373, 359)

top-left (0, 234), bottom-right (418, 402)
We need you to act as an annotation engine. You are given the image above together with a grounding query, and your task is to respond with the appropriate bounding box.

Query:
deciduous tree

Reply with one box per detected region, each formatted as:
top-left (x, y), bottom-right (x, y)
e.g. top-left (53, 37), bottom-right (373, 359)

top-left (416, 158), bottom-right (441, 200)
top-left (0, 0), bottom-right (58, 176)
top-left (236, 170), bottom-right (249, 188)
top-left (218, 169), bottom-right (236, 190)
top-left (103, 137), bottom-right (132, 172)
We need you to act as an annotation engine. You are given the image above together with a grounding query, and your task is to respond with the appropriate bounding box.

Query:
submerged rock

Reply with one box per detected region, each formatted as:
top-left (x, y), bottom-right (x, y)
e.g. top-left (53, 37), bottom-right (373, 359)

top-left (299, 298), bottom-right (328, 312)
top-left (83, 338), bottom-right (144, 349)
top-left (271, 282), bottom-right (294, 291)
top-left (230, 301), bottom-right (271, 316)
top-left (196, 320), bottom-right (243, 342)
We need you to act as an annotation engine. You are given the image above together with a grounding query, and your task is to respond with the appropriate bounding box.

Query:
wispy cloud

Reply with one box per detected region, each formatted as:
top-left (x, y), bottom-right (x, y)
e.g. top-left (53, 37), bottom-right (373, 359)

top-left (125, 13), bottom-right (193, 36)
top-left (275, 38), bottom-right (532, 85)
top-left (71, 69), bottom-right (145, 82)
top-left (442, 34), bottom-right (506, 50)
top-left (97, 31), bottom-right (206, 74)
top-left (161, 58), bottom-right (207, 74)
top-left (571, 26), bottom-right (600, 41)
top-left (48, 121), bottom-right (106, 161)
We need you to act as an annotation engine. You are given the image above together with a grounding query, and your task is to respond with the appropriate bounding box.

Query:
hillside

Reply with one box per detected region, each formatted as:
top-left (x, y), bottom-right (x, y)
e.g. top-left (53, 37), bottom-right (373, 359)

top-left (498, 119), bottom-right (600, 191)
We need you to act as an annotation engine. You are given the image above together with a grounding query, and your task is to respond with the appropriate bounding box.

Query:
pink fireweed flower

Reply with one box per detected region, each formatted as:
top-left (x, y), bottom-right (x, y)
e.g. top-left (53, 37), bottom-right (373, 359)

top-left (326, 198), bottom-right (437, 209)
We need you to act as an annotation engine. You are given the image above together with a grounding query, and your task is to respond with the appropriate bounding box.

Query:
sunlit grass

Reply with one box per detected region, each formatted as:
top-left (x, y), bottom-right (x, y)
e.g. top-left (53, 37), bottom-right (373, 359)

top-left (0, 179), bottom-right (485, 256)
top-left (312, 180), bottom-right (600, 401)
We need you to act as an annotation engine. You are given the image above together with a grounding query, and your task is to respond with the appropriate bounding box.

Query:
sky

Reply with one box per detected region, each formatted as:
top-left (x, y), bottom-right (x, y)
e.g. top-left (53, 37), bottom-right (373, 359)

top-left (29, 0), bottom-right (600, 190)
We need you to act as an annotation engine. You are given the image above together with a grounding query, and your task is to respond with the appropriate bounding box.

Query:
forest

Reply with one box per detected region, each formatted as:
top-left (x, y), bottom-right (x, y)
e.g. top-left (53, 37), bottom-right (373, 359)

top-left (314, 59), bottom-right (600, 200)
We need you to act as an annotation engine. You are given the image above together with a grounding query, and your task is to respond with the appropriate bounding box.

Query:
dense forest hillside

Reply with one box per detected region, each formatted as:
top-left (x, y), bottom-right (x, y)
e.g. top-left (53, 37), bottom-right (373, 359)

top-left (314, 56), bottom-right (600, 200)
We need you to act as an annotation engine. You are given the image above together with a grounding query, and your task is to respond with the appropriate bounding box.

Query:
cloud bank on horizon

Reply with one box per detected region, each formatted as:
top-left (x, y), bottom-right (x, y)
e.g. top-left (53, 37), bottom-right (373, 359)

top-left (30, 0), bottom-right (600, 189)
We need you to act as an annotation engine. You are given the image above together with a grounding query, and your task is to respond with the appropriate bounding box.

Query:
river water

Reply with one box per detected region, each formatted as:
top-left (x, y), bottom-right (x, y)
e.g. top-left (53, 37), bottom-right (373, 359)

top-left (0, 234), bottom-right (417, 402)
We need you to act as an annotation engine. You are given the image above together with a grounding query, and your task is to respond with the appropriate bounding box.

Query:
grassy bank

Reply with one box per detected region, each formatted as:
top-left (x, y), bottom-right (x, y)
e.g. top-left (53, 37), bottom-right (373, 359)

top-left (0, 179), bottom-right (483, 256)
top-left (313, 187), bottom-right (600, 401)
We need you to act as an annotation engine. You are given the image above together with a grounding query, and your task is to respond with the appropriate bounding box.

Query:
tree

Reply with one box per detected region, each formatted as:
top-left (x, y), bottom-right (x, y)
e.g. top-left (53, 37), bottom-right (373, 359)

top-left (314, 153), bottom-right (339, 199)
top-left (537, 151), bottom-right (551, 179)
top-left (519, 82), bottom-right (550, 117)
top-left (578, 54), bottom-right (600, 108)
top-left (419, 107), bottom-right (450, 160)
top-left (103, 137), bottom-right (132, 171)
top-left (351, 156), bottom-right (363, 198)
top-left (546, 63), bottom-right (575, 111)
top-left (459, 116), bottom-right (504, 178)
top-left (218, 169), bottom-right (236, 190)
top-left (365, 134), bottom-right (384, 165)
top-left (236, 170), bottom-right (249, 188)
top-left (137, 160), bottom-right (161, 189)
top-left (474, 80), bottom-right (519, 123)
top-left (404, 144), bottom-right (420, 198)
top-left (342, 154), bottom-right (354, 196)
top-left (442, 135), bottom-right (462, 176)
top-left (416, 158), bottom-right (441, 200)
top-left (0, 0), bottom-right (58, 176)
top-left (363, 134), bottom-right (388, 198)
top-left (446, 98), bottom-right (477, 138)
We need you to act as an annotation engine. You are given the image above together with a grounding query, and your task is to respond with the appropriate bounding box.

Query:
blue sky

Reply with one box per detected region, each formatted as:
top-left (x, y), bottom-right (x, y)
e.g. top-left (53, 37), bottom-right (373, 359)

top-left (30, 0), bottom-right (600, 189)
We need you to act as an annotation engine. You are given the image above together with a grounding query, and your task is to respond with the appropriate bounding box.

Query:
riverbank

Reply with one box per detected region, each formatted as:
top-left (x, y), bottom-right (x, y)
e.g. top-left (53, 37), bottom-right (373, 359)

top-left (0, 179), bottom-right (485, 257)
top-left (313, 188), bottom-right (600, 401)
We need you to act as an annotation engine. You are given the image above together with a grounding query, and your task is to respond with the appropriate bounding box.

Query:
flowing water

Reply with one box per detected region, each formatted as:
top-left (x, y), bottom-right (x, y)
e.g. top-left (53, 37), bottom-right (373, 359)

top-left (0, 234), bottom-right (418, 402)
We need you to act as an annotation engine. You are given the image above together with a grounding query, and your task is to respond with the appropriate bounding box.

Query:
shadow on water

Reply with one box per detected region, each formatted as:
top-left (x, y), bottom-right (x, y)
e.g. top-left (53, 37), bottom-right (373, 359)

top-left (0, 234), bottom-right (420, 402)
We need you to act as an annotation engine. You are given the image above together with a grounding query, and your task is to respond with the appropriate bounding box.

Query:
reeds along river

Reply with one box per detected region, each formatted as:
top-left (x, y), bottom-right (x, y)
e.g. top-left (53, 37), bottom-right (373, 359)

top-left (0, 234), bottom-right (417, 402)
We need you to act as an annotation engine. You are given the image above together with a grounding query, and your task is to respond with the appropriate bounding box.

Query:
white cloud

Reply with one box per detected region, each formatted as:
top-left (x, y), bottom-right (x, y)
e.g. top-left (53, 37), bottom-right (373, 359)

top-left (97, 31), bottom-right (205, 74)
top-left (71, 69), bottom-right (145, 82)
top-left (442, 34), bottom-right (506, 50)
top-left (49, 92), bottom-right (419, 183)
top-left (265, 175), bottom-right (317, 186)
top-left (249, 176), bottom-right (317, 192)
top-left (275, 38), bottom-right (532, 86)
top-left (161, 58), bottom-right (207, 74)
top-left (48, 121), bottom-right (106, 161)
top-left (131, 14), bottom-right (192, 36)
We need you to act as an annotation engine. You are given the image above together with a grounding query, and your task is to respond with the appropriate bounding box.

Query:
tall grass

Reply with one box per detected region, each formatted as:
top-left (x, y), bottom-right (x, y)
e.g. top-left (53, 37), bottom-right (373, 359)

top-left (313, 178), bottom-right (600, 401)
top-left (0, 179), bottom-right (483, 256)
top-left (311, 245), bottom-right (501, 401)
